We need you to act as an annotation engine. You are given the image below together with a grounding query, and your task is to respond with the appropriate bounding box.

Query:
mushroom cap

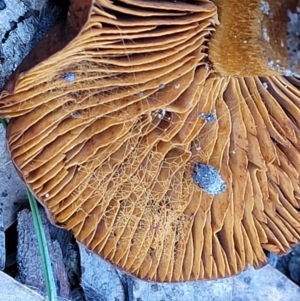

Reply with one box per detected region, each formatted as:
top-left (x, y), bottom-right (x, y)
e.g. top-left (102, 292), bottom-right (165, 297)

top-left (0, 0), bottom-right (300, 282)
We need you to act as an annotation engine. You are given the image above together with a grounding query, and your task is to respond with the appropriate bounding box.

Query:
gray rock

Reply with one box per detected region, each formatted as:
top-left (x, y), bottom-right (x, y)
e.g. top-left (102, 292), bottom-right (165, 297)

top-left (78, 243), bottom-right (300, 301)
top-left (79, 244), bottom-right (125, 301)
top-left (0, 126), bottom-right (27, 231)
top-left (0, 271), bottom-right (47, 301)
top-left (130, 265), bottom-right (300, 301)
top-left (17, 209), bottom-right (70, 299)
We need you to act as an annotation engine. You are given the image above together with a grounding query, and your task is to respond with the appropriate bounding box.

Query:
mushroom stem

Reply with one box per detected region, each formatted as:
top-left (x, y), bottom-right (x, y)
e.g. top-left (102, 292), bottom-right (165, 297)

top-left (209, 0), bottom-right (300, 76)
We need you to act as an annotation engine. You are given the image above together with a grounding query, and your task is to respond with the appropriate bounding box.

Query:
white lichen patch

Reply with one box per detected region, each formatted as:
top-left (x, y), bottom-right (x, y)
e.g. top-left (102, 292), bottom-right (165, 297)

top-left (262, 26), bottom-right (270, 42)
top-left (268, 59), bottom-right (292, 76)
top-left (188, 102), bottom-right (193, 109)
top-left (158, 109), bottom-right (166, 119)
top-left (189, 214), bottom-right (195, 221)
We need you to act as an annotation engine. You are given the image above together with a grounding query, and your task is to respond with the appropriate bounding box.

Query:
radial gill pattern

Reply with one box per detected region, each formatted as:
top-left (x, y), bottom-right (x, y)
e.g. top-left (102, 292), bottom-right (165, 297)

top-left (0, 0), bottom-right (300, 282)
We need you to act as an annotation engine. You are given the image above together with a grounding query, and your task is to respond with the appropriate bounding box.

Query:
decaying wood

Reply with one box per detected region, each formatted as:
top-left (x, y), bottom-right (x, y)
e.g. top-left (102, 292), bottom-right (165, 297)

top-left (17, 208), bottom-right (70, 299)
top-left (0, 0), bottom-right (48, 89)
top-left (1, 0), bottom-right (92, 94)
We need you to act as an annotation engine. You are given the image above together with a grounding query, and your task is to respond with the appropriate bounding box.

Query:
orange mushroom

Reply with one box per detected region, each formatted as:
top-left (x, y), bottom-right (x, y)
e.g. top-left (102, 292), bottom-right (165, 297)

top-left (0, 0), bottom-right (299, 282)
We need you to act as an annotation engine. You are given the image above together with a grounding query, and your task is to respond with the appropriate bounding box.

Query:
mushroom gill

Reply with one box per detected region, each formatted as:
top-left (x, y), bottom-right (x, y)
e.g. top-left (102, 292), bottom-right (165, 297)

top-left (0, 0), bottom-right (299, 282)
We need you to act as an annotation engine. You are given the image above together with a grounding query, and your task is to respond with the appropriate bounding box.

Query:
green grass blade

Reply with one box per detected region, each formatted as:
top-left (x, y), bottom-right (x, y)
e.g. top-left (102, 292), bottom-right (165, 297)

top-left (0, 118), bottom-right (57, 300)
top-left (0, 118), bottom-right (8, 129)
top-left (27, 189), bottom-right (58, 301)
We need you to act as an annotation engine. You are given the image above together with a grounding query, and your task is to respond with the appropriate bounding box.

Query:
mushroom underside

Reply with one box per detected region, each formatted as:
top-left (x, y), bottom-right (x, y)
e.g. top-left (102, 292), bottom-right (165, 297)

top-left (0, 0), bottom-right (299, 282)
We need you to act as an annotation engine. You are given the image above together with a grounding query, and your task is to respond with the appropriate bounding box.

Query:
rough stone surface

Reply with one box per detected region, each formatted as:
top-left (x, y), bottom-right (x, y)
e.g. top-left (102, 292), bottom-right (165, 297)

top-left (79, 244), bottom-right (126, 301)
top-left (0, 271), bottom-right (46, 301)
top-left (277, 244), bottom-right (300, 286)
top-left (0, 126), bottom-right (27, 231)
top-left (17, 209), bottom-right (70, 299)
top-left (0, 124), bottom-right (27, 271)
top-left (79, 242), bottom-right (300, 301)
top-left (129, 265), bottom-right (300, 301)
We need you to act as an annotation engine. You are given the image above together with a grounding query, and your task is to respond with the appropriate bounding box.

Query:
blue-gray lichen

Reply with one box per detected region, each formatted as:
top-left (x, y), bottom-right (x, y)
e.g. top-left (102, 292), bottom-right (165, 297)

top-left (199, 112), bottom-right (215, 123)
top-left (63, 72), bottom-right (76, 82)
top-left (192, 163), bottom-right (227, 196)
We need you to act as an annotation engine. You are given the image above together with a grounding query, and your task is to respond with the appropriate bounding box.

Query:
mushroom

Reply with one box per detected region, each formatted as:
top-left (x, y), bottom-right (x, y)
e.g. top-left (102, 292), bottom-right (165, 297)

top-left (0, 0), bottom-right (299, 282)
